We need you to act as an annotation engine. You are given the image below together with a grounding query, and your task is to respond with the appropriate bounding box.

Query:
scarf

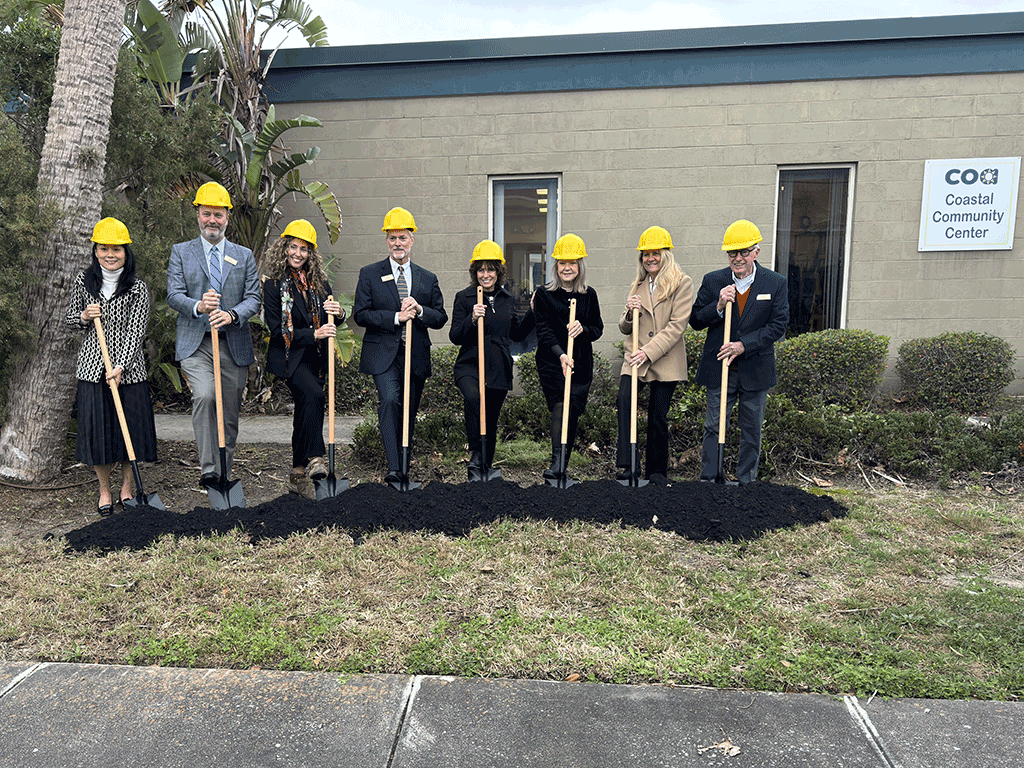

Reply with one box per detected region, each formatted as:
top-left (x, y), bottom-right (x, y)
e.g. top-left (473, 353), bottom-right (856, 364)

top-left (280, 267), bottom-right (323, 358)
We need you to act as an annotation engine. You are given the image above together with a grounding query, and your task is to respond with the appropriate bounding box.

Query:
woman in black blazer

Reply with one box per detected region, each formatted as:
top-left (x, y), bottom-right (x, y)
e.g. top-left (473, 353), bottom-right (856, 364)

top-left (533, 233), bottom-right (603, 479)
top-left (449, 240), bottom-right (535, 478)
top-left (263, 220), bottom-right (343, 491)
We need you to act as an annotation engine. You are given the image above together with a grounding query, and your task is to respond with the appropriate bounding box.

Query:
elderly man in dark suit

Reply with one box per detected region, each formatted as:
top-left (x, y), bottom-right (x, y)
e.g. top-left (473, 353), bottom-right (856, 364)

top-left (166, 182), bottom-right (261, 487)
top-left (690, 220), bottom-right (789, 484)
top-left (353, 207), bottom-right (447, 484)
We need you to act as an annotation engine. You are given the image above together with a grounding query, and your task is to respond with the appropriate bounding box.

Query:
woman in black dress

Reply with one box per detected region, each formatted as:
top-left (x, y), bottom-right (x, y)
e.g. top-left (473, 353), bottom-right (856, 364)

top-left (262, 219), bottom-right (344, 494)
top-left (65, 218), bottom-right (158, 516)
top-left (533, 233), bottom-right (603, 479)
top-left (449, 240), bottom-right (535, 478)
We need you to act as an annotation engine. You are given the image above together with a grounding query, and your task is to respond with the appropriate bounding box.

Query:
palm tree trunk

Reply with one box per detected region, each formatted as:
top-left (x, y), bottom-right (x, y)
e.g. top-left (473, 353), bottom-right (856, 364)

top-left (0, 0), bottom-right (127, 483)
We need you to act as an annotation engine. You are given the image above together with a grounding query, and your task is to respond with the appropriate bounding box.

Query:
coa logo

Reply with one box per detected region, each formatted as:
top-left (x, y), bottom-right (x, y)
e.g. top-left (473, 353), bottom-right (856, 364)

top-left (945, 168), bottom-right (999, 185)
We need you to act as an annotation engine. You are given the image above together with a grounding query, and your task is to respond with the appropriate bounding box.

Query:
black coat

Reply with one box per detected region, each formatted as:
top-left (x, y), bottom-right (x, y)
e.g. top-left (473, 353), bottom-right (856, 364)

top-left (449, 285), bottom-right (536, 390)
top-left (353, 258), bottom-right (447, 379)
top-left (534, 285), bottom-right (603, 403)
top-left (264, 276), bottom-right (335, 380)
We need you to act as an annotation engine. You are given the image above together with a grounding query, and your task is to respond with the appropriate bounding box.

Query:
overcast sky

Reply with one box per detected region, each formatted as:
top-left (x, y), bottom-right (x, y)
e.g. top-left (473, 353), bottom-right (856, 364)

top-left (279, 0), bottom-right (1018, 48)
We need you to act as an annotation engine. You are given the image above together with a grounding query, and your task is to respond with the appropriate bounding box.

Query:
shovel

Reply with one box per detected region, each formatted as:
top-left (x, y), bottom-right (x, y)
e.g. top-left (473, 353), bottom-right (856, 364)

top-left (618, 306), bottom-right (649, 488)
top-left (546, 298), bottom-right (577, 489)
top-left (208, 327), bottom-right (245, 509)
top-left (388, 318), bottom-right (421, 491)
top-left (715, 301), bottom-right (737, 485)
top-left (93, 318), bottom-right (165, 510)
top-left (314, 295), bottom-right (349, 499)
top-left (469, 286), bottom-right (501, 482)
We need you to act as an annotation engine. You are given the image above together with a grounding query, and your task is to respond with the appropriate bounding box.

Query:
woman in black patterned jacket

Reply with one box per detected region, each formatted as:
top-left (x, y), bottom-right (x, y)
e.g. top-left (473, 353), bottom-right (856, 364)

top-left (64, 218), bottom-right (157, 516)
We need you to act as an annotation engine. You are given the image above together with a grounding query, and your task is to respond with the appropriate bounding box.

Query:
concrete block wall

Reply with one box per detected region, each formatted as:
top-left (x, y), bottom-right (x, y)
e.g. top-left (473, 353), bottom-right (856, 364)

top-left (276, 71), bottom-right (1024, 391)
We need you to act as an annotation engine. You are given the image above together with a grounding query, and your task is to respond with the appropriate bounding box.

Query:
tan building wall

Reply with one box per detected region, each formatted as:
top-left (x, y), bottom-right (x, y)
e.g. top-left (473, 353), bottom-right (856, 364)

top-left (276, 71), bottom-right (1024, 391)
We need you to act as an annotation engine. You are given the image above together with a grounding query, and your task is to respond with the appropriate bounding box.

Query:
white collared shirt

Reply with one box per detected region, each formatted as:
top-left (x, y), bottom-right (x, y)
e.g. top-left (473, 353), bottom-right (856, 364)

top-left (390, 258), bottom-right (413, 326)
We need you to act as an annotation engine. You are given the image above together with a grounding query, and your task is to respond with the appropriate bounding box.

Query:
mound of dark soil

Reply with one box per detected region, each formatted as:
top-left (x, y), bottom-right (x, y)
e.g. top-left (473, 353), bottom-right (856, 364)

top-left (64, 477), bottom-right (845, 553)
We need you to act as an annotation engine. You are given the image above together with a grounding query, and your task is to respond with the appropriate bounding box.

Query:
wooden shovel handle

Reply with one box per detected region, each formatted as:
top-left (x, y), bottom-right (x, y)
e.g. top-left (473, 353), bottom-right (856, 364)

top-left (718, 301), bottom-right (732, 443)
top-left (560, 298), bottom-right (577, 445)
top-left (401, 318), bottom-right (413, 449)
top-left (477, 286), bottom-right (486, 438)
top-left (211, 324), bottom-right (227, 450)
top-left (92, 317), bottom-right (137, 462)
top-left (630, 306), bottom-right (639, 444)
top-left (327, 295), bottom-right (335, 446)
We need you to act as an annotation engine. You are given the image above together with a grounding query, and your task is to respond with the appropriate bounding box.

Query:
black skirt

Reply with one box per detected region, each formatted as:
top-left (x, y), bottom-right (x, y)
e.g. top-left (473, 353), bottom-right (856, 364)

top-left (75, 379), bottom-right (158, 466)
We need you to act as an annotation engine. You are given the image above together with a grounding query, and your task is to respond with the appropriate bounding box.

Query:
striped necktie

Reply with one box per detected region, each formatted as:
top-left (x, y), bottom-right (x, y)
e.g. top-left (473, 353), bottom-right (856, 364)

top-left (209, 245), bottom-right (221, 292)
top-left (397, 265), bottom-right (408, 341)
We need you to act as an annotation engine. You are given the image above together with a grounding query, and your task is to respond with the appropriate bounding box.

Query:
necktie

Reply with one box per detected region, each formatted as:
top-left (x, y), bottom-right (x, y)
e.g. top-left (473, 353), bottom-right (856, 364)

top-left (397, 265), bottom-right (408, 341)
top-left (209, 245), bottom-right (221, 292)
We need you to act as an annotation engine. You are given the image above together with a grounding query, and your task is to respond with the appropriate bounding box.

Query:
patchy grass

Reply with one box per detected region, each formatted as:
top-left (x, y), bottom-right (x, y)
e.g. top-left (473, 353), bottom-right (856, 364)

top-left (1, 486), bottom-right (1022, 700)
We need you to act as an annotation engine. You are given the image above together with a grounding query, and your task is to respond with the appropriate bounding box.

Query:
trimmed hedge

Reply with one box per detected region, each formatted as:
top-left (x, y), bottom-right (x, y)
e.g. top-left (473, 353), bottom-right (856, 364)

top-left (775, 329), bottom-right (889, 411)
top-left (896, 331), bottom-right (1014, 413)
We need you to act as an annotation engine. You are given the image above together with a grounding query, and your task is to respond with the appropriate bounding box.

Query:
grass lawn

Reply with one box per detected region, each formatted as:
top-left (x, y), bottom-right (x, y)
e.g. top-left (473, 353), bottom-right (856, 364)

top-left (1, 477), bottom-right (1022, 701)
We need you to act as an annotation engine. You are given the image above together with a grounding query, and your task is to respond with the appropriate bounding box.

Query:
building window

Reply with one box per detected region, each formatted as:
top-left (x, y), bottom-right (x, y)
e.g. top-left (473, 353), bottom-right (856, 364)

top-left (491, 176), bottom-right (560, 353)
top-left (775, 165), bottom-right (854, 336)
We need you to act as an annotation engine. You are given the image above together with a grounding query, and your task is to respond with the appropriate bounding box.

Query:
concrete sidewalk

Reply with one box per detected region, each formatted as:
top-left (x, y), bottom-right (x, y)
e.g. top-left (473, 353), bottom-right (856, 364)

top-left (1, 662), bottom-right (1020, 767)
top-left (155, 413), bottom-right (362, 445)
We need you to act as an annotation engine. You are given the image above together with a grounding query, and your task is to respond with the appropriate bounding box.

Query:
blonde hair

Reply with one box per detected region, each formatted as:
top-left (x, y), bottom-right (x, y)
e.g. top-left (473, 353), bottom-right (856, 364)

top-left (628, 248), bottom-right (682, 304)
top-left (546, 259), bottom-right (589, 293)
top-left (264, 236), bottom-right (329, 291)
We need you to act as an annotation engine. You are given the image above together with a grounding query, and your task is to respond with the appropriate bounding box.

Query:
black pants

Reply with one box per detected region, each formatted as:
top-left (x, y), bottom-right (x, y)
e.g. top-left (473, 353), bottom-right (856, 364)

top-left (285, 347), bottom-right (326, 469)
top-left (373, 350), bottom-right (426, 473)
top-left (616, 375), bottom-right (677, 479)
top-left (456, 376), bottom-right (507, 460)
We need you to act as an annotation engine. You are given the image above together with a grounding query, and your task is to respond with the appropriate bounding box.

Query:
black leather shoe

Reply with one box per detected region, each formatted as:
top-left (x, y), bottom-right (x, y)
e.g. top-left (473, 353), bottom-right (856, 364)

top-left (200, 472), bottom-right (219, 489)
top-left (615, 468), bottom-right (631, 481)
top-left (98, 503), bottom-right (114, 517)
top-left (467, 451), bottom-right (483, 471)
top-left (384, 472), bottom-right (401, 485)
top-left (542, 464), bottom-right (559, 480)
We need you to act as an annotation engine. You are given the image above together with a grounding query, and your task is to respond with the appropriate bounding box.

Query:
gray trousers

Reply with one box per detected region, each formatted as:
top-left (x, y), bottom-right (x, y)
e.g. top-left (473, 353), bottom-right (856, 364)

top-left (701, 377), bottom-right (768, 484)
top-left (180, 334), bottom-right (248, 478)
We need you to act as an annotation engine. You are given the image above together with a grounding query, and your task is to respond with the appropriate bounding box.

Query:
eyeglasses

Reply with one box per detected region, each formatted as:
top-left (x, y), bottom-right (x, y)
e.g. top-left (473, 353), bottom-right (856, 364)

top-left (727, 247), bottom-right (757, 258)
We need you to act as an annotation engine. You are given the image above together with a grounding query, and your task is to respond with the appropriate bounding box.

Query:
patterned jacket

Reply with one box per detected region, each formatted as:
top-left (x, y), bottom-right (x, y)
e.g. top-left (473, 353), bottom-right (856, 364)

top-left (64, 272), bottom-right (151, 385)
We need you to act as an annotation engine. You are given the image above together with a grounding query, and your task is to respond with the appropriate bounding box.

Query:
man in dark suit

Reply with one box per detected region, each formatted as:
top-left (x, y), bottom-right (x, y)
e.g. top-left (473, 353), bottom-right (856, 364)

top-left (166, 182), bottom-right (261, 487)
top-left (690, 220), bottom-right (789, 484)
top-left (353, 207), bottom-right (447, 483)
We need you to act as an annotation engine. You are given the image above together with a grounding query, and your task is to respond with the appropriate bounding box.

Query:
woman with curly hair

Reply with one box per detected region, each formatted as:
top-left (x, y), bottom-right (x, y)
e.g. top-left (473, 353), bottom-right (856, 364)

top-left (263, 220), bottom-right (344, 493)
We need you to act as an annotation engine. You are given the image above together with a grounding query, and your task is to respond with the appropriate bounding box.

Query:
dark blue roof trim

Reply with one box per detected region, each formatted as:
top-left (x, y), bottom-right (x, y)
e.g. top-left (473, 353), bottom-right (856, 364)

top-left (264, 12), bottom-right (1024, 103)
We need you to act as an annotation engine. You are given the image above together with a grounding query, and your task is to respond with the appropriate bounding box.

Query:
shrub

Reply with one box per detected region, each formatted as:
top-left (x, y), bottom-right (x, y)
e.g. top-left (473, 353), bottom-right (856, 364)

top-left (775, 329), bottom-right (889, 411)
top-left (896, 331), bottom-right (1014, 413)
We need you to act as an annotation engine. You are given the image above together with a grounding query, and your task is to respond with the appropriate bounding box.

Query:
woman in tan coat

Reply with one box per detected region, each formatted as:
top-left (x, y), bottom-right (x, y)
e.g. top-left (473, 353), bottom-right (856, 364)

top-left (616, 226), bottom-right (694, 480)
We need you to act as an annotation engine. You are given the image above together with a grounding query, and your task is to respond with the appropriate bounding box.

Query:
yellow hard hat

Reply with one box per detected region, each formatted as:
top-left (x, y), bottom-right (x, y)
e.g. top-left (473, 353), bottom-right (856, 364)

top-left (91, 217), bottom-right (131, 245)
top-left (722, 220), bottom-right (762, 251)
top-left (381, 207), bottom-right (417, 233)
top-left (193, 181), bottom-right (232, 209)
top-left (470, 240), bottom-right (505, 264)
top-left (281, 219), bottom-right (317, 248)
top-left (552, 233), bottom-right (587, 260)
top-left (637, 226), bottom-right (673, 251)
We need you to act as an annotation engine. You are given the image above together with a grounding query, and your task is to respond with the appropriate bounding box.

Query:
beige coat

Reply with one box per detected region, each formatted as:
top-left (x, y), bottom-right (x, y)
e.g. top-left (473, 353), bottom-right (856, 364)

top-left (618, 273), bottom-right (694, 382)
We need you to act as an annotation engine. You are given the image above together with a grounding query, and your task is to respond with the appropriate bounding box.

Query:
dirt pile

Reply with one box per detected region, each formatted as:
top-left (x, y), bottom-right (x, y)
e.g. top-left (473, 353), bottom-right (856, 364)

top-left (64, 477), bottom-right (846, 553)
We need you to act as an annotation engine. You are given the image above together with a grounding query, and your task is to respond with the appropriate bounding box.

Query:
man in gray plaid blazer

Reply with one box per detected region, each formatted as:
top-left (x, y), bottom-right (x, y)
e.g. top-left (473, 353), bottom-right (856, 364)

top-left (166, 182), bottom-right (261, 487)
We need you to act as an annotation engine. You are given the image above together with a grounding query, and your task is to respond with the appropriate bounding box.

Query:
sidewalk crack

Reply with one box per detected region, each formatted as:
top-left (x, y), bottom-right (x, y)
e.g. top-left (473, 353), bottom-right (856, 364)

top-left (0, 663), bottom-right (43, 700)
top-left (386, 675), bottom-right (421, 768)
top-left (844, 694), bottom-right (902, 768)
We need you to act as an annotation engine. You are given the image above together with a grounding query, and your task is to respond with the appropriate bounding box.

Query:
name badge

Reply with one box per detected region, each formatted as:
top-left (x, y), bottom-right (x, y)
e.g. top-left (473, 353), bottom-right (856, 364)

top-left (381, 274), bottom-right (394, 282)
top-left (756, 293), bottom-right (771, 300)
top-left (224, 255), bottom-right (238, 266)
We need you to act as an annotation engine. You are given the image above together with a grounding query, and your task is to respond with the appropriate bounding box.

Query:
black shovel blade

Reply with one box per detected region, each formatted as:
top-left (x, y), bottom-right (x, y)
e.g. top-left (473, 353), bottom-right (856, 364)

top-left (208, 479), bottom-right (245, 510)
top-left (468, 466), bottom-right (501, 482)
top-left (123, 492), bottom-right (166, 511)
top-left (617, 475), bottom-right (649, 488)
top-left (387, 474), bottom-right (421, 492)
top-left (314, 475), bottom-right (349, 500)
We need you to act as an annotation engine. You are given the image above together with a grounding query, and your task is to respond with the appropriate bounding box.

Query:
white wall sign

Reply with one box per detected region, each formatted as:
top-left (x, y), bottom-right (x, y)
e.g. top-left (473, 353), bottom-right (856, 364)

top-left (918, 157), bottom-right (1020, 251)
